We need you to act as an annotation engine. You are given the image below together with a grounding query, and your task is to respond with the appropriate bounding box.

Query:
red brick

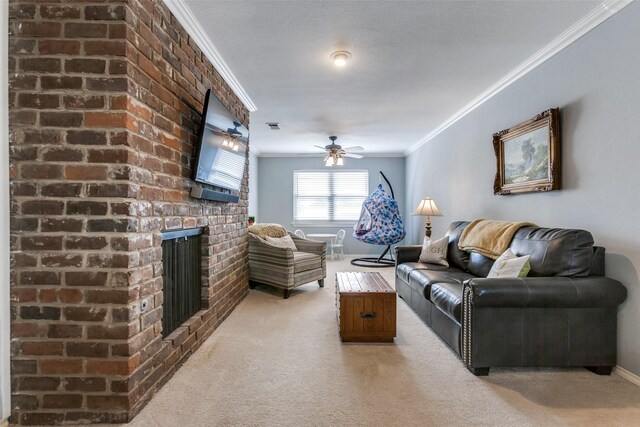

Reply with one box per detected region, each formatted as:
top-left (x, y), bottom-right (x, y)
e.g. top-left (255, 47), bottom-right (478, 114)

top-left (57, 289), bottom-right (84, 304)
top-left (64, 307), bottom-right (108, 322)
top-left (41, 218), bottom-right (83, 232)
top-left (11, 322), bottom-right (38, 338)
top-left (41, 76), bottom-right (82, 90)
top-left (40, 359), bottom-right (83, 375)
top-left (41, 5), bottom-right (82, 19)
top-left (86, 356), bottom-right (139, 376)
top-left (42, 149), bottom-right (83, 163)
top-left (17, 93), bottom-right (59, 109)
top-left (87, 289), bottom-right (132, 305)
top-left (39, 39), bottom-right (81, 55)
top-left (65, 22), bottom-right (107, 38)
top-left (63, 95), bottom-right (105, 110)
top-left (21, 164), bottom-right (63, 180)
top-left (48, 324), bottom-right (82, 338)
top-left (41, 182), bottom-right (83, 199)
top-left (22, 200), bottom-right (64, 215)
top-left (66, 130), bottom-right (108, 145)
top-left (43, 394), bottom-right (83, 409)
top-left (85, 5), bottom-right (126, 21)
top-left (64, 377), bottom-right (106, 392)
top-left (16, 21), bottom-right (61, 37)
top-left (85, 40), bottom-right (126, 56)
top-left (21, 341), bottom-right (63, 356)
top-left (40, 111), bottom-right (83, 127)
top-left (19, 57), bottom-right (61, 73)
top-left (67, 342), bottom-right (110, 358)
top-left (65, 165), bottom-right (108, 181)
top-left (19, 272), bottom-right (60, 287)
top-left (17, 377), bottom-right (60, 391)
top-left (65, 58), bottom-right (106, 74)
top-left (64, 236), bottom-right (108, 251)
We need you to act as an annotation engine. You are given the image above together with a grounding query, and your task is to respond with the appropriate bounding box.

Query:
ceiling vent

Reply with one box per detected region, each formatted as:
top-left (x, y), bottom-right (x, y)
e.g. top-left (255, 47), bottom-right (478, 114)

top-left (266, 122), bottom-right (280, 130)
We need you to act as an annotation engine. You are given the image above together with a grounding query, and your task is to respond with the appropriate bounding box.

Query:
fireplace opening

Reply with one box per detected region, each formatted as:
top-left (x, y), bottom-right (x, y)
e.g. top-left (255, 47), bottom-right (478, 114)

top-left (161, 228), bottom-right (203, 338)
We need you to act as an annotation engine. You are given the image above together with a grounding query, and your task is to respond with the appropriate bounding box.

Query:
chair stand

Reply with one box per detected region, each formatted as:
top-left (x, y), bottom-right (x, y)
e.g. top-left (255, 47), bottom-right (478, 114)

top-left (350, 245), bottom-right (395, 268)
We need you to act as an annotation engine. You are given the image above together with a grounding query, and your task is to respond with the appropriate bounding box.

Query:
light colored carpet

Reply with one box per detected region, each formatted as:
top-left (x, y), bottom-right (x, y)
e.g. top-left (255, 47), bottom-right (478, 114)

top-left (118, 256), bottom-right (640, 427)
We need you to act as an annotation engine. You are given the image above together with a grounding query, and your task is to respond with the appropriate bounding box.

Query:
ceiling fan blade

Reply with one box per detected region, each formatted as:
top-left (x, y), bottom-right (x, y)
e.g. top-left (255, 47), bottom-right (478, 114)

top-left (343, 153), bottom-right (364, 159)
top-left (343, 146), bottom-right (364, 151)
top-left (313, 145), bottom-right (327, 150)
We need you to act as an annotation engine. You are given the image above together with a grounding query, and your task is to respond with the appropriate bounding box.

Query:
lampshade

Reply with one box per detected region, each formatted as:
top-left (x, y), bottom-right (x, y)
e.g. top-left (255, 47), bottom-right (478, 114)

top-left (411, 197), bottom-right (442, 217)
top-left (336, 157), bottom-right (344, 166)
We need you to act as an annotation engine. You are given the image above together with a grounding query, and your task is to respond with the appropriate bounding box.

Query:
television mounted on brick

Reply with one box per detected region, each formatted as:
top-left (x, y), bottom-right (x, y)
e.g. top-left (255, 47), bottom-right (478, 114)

top-left (191, 89), bottom-right (248, 203)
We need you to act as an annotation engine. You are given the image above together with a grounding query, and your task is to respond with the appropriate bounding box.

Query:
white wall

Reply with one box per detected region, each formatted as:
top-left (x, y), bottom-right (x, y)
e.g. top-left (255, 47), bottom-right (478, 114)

top-left (248, 150), bottom-right (259, 219)
top-left (405, 2), bottom-right (640, 376)
top-left (258, 156), bottom-right (405, 254)
top-left (1, 0), bottom-right (12, 422)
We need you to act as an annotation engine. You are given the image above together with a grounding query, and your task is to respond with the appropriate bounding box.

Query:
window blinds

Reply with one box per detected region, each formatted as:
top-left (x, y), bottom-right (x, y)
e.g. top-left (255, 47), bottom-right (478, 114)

top-left (293, 170), bottom-right (369, 222)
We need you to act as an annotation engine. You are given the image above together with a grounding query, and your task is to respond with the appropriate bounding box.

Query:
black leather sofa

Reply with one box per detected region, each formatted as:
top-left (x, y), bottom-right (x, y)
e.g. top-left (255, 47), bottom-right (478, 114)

top-left (395, 221), bottom-right (627, 376)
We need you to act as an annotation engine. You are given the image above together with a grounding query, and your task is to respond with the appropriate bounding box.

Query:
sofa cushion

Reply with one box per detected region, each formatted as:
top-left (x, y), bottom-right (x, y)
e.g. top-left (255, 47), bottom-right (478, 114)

top-left (509, 227), bottom-right (594, 277)
top-left (396, 262), bottom-right (449, 282)
top-left (408, 269), bottom-right (474, 299)
top-left (446, 221), bottom-right (470, 271)
top-left (430, 282), bottom-right (463, 322)
top-left (467, 251), bottom-right (495, 278)
top-left (292, 252), bottom-right (322, 273)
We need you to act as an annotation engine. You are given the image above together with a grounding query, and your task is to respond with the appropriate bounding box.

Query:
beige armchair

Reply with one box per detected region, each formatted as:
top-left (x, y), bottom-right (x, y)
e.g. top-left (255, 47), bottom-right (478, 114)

top-left (248, 229), bottom-right (326, 299)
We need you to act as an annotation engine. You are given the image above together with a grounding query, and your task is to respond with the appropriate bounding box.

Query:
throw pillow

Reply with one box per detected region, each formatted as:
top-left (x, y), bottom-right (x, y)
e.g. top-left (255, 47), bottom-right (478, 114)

top-left (265, 235), bottom-right (297, 251)
top-left (418, 236), bottom-right (449, 267)
top-left (487, 248), bottom-right (531, 278)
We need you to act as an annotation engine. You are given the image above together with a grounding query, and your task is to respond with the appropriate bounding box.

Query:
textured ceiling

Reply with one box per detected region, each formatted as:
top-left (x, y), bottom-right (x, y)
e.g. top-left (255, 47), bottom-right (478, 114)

top-left (185, 0), bottom-right (601, 155)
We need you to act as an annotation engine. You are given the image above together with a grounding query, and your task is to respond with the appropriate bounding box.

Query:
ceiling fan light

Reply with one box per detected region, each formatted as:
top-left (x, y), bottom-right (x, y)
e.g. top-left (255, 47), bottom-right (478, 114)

top-left (325, 157), bottom-right (334, 167)
top-left (336, 157), bottom-right (344, 166)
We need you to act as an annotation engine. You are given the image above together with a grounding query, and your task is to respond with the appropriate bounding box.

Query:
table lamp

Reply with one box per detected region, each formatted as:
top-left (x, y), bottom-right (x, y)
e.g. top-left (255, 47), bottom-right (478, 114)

top-left (411, 197), bottom-right (442, 238)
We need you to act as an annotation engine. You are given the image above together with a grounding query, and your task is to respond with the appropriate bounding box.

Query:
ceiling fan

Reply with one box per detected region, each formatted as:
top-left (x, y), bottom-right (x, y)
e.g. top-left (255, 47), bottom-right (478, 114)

top-left (312, 136), bottom-right (364, 167)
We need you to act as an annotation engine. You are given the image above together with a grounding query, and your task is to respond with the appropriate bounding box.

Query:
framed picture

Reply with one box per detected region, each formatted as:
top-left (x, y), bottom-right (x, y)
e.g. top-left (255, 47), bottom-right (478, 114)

top-left (493, 108), bottom-right (560, 195)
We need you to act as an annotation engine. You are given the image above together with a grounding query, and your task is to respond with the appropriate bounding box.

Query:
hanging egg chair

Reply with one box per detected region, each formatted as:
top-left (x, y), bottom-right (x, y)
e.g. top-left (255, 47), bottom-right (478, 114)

top-left (351, 172), bottom-right (406, 267)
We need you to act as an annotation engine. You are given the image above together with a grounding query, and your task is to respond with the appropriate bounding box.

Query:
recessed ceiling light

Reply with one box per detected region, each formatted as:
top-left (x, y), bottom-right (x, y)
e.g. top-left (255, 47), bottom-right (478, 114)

top-left (330, 50), bottom-right (351, 67)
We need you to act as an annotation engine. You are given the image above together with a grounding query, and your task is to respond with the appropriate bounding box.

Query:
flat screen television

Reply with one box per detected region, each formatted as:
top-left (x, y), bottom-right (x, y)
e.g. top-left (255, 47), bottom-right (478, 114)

top-left (192, 89), bottom-right (248, 202)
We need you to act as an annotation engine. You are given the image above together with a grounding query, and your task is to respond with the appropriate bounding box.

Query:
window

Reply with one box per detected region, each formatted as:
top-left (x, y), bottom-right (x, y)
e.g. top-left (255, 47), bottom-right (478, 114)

top-left (293, 170), bottom-right (369, 223)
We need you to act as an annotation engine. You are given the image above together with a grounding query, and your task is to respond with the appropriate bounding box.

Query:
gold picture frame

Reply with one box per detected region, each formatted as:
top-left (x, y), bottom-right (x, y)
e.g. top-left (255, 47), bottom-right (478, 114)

top-left (493, 108), bottom-right (560, 195)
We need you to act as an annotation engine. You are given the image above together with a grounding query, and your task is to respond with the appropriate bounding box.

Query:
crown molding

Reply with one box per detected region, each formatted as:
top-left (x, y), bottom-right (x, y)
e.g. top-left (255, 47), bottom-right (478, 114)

top-left (163, 0), bottom-right (257, 112)
top-left (257, 152), bottom-right (405, 158)
top-left (404, 0), bottom-right (633, 156)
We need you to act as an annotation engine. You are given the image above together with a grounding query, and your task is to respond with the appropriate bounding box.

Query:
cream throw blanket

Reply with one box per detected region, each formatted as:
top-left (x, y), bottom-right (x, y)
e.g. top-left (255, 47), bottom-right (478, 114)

top-left (458, 219), bottom-right (536, 260)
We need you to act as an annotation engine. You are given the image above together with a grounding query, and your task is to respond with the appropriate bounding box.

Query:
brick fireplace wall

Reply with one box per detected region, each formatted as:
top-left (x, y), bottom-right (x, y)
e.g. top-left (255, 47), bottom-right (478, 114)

top-left (8, 0), bottom-right (250, 424)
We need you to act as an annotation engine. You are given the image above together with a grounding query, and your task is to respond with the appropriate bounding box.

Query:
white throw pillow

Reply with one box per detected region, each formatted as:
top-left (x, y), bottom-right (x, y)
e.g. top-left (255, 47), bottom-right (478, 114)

top-left (487, 248), bottom-right (531, 278)
top-left (418, 236), bottom-right (449, 267)
top-left (265, 235), bottom-right (297, 251)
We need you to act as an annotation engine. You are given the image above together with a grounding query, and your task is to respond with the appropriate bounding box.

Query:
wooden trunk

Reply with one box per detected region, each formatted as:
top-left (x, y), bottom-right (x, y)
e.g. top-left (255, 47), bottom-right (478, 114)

top-left (336, 272), bottom-right (396, 343)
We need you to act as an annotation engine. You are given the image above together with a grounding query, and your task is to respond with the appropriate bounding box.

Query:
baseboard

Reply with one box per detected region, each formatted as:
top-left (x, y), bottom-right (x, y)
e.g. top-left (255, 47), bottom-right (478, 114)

top-left (615, 366), bottom-right (640, 387)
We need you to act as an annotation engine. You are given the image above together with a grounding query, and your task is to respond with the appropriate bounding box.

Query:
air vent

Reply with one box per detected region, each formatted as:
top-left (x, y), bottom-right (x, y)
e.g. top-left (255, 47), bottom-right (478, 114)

top-left (266, 122), bottom-right (280, 130)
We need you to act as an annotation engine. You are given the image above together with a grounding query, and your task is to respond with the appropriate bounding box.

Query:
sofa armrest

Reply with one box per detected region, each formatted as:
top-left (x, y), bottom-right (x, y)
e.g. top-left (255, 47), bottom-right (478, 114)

top-left (289, 232), bottom-right (326, 257)
top-left (395, 245), bottom-right (422, 266)
top-left (464, 276), bottom-right (627, 308)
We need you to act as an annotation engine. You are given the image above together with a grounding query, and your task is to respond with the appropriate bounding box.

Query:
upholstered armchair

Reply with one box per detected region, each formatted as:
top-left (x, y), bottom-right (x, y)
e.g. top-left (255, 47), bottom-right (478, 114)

top-left (248, 228), bottom-right (326, 299)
